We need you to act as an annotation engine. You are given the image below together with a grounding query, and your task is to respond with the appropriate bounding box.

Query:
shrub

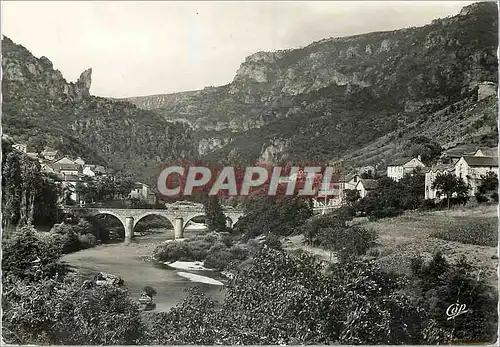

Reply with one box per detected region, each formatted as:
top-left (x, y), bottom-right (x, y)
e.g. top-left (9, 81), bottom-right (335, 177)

top-left (60, 230), bottom-right (82, 254)
top-left (78, 233), bottom-right (97, 249)
top-left (411, 252), bottom-right (497, 343)
top-left (204, 248), bottom-right (234, 271)
top-left (263, 233), bottom-right (282, 250)
top-left (184, 237), bottom-right (213, 261)
top-left (153, 241), bottom-right (193, 262)
top-left (318, 225), bottom-right (377, 257)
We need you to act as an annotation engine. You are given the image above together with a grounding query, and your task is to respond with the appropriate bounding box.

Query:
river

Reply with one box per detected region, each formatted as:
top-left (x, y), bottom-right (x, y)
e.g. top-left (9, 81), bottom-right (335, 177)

top-left (61, 229), bottom-right (227, 312)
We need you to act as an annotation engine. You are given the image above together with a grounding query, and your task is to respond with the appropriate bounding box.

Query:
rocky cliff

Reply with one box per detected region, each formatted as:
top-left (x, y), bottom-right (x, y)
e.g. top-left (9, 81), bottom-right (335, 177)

top-left (126, 2), bottom-right (498, 165)
top-left (2, 36), bottom-right (198, 184)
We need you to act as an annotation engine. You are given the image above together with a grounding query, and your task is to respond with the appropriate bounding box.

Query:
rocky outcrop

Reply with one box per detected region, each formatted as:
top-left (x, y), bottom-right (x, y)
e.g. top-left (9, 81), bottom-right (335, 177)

top-left (124, 2), bottom-right (497, 164)
top-left (477, 81), bottom-right (496, 101)
top-left (2, 36), bottom-right (198, 185)
top-left (259, 139), bottom-right (290, 164)
top-left (76, 68), bottom-right (92, 97)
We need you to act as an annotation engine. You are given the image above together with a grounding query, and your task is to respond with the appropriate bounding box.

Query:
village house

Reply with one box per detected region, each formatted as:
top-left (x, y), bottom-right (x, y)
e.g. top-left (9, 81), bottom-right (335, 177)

top-left (455, 156), bottom-right (498, 196)
top-left (425, 147), bottom-right (498, 199)
top-left (424, 163), bottom-right (455, 199)
top-left (41, 148), bottom-right (59, 161)
top-left (355, 179), bottom-right (379, 198)
top-left (129, 182), bottom-right (157, 204)
top-left (74, 157), bottom-right (85, 166)
top-left (83, 165), bottom-right (97, 177)
top-left (387, 156), bottom-right (426, 181)
top-left (94, 165), bottom-right (107, 176)
top-left (12, 143), bottom-right (27, 153)
top-left (52, 157), bottom-right (81, 176)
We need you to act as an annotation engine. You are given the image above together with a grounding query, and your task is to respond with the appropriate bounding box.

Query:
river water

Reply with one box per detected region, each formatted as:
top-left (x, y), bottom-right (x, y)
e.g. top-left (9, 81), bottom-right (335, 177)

top-left (61, 229), bottom-right (227, 312)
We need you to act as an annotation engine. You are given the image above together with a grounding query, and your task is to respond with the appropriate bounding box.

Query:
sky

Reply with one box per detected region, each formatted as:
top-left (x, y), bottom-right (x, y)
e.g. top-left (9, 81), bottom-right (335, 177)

top-left (2, 1), bottom-right (477, 98)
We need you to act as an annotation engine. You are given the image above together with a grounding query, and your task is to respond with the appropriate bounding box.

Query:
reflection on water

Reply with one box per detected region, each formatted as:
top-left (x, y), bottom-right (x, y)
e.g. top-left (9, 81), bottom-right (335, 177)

top-left (62, 229), bottom-right (226, 312)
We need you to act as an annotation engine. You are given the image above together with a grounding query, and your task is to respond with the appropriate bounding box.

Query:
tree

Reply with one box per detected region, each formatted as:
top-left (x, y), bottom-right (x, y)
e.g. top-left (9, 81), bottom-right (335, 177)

top-left (405, 136), bottom-right (442, 165)
top-left (410, 252), bottom-right (497, 344)
top-left (344, 189), bottom-right (360, 206)
top-left (3, 275), bottom-right (145, 345)
top-left (432, 173), bottom-right (470, 209)
top-left (204, 195), bottom-right (228, 233)
top-left (399, 167), bottom-right (425, 210)
top-left (150, 248), bottom-right (425, 345)
top-left (234, 196), bottom-right (312, 240)
top-left (477, 171), bottom-right (498, 202)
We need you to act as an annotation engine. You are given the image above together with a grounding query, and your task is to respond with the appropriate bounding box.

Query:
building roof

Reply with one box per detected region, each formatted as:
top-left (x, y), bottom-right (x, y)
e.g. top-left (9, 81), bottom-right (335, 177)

top-left (54, 157), bottom-right (75, 165)
top-left (461, 156), bottom-right (498, 167)
top-left (54, 163), bottom-right (80, 171)
top-left (475, 147), bottom-right (498, 158)
top-left (358, 179), bottom-right (379, 190)
top-left (426, 163), bottom-right (455, 173)
top-left (388, 157), bottom-right (413, 166)
top-left (94, 165), bottom-right (106, 173)
top-left (442, 144), bottom-right (478, 158)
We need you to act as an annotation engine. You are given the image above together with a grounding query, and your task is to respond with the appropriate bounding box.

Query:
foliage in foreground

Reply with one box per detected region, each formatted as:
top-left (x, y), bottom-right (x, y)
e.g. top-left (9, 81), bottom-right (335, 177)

top-left (147, 247), bottom-right (497, 345)
top-left (410, 252), bottom-right (497, 343)
top-left (2, 226), bottom-right (145, 345)
top-left (148, 247), bottom-right (423, 344)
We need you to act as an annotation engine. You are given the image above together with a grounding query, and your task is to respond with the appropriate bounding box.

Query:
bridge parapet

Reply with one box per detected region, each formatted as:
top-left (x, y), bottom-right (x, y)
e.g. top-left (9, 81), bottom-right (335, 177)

top-left (62, 206), bottom-right (244, 243)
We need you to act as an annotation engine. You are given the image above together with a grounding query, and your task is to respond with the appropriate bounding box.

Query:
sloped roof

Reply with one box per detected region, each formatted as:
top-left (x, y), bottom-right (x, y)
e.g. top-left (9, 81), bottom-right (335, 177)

top-left (388, 157), bottom-right (413, 166)
top-left (358, 179), bottom-right (379, 190)
top-left (461, 156), bottom-right (498, 167)
top-left (54, 157), bottom-right (75, 165)
top-left (475, 147), bottom-right (498, 158)
top-left (54, 163), bottom-right (80, 170)
top-left (426, 163), bottom-right (455, 173)
top-left (442, 144), bottom-right (478, 158)
top-left (94, 165), bottom-right (106, 173)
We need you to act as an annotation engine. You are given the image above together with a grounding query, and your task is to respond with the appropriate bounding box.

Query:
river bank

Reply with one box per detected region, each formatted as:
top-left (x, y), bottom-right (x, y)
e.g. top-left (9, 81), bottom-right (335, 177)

top-left (61, 231), bottom-right (227, 312)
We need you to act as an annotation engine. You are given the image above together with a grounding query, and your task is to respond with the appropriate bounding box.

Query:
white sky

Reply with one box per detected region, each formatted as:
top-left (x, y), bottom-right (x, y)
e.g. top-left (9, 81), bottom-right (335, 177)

top-left (2, 1), bottom-right (476, 98)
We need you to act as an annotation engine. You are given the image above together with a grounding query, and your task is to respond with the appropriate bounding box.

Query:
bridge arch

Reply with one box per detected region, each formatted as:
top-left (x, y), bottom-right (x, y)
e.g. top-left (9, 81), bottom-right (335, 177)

top-left (182, 213), bottom-right (207, 230)
top-left (90, 211), bottom-right (127, 230)
top-left (133, 212), bottom-right (175, 231)
top-left (88, 211), bottom-right (127, 242)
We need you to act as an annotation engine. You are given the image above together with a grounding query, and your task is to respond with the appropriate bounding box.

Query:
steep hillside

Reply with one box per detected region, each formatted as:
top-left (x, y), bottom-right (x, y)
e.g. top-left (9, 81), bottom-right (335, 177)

top-left (127, 2), bottom-right (498, 165)
top-left (341, 95), bottom-right (498, 172)
top-left (2, 36), bottom-right (198, 184)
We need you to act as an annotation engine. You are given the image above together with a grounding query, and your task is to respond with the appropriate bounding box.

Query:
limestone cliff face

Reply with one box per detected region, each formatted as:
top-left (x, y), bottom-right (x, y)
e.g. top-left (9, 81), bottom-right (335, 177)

top-left (2, 38), bottom-right (93, 101)
top-left (76, 68), bottom-right (92, 97)
top-left (125, 2), bottom-right (497, 164)
top-left (258, 139), bottom-right (290, 164)
top-left (2, 36), bottom-right (198, 185)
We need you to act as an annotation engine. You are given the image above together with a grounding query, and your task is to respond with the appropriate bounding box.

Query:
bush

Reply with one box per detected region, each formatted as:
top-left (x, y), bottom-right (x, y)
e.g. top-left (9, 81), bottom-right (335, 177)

top-left (204, 246), bottom-right (234, 271)
top-left (263, 233), bottom-right (282, 250)
top-left (318, 225), bottom-right (377, 257)
top-left (60, 230), bottom-right (82, 254)
top-left (421, 199), bottom-right (438, 210)
top-left (78, 233), bottom-right (97, 249)
top-left (411, 252), bottom-right (497, 343)
top-left (153, 241), bottom-right (193, 262)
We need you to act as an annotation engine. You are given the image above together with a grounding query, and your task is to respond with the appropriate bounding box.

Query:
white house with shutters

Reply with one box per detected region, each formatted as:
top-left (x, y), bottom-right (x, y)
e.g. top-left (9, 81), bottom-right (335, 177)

top-left (425, 147), bottom-right (498, 199)
top-left (387, 156), bottom-right (426, 181)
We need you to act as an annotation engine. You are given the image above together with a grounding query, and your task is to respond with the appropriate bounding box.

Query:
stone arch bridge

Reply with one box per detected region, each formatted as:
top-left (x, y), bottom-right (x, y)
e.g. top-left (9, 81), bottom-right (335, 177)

top-left (64, 206), bottom-right (244, 243)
